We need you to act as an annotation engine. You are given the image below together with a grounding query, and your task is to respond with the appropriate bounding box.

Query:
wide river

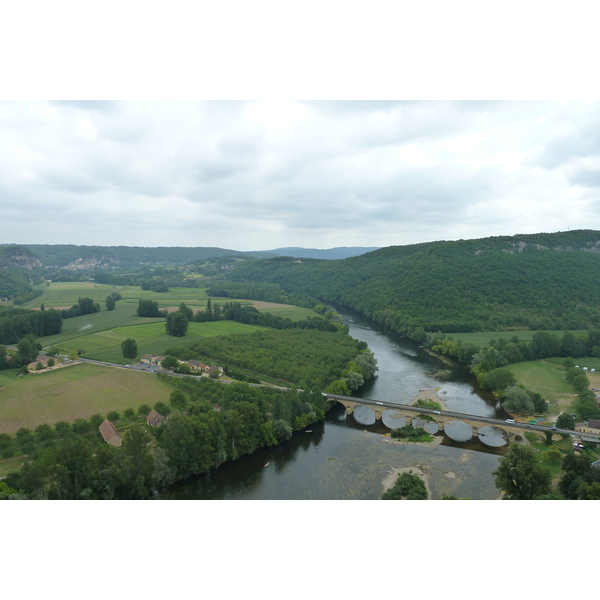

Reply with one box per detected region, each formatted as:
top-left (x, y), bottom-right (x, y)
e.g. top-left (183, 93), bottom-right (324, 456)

top-left (157, 306), bottom-right (506, 500)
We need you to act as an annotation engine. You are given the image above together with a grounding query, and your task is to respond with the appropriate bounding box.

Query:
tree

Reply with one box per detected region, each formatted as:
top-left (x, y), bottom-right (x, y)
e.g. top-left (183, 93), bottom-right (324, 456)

top-left (138, 403), bottom-right (151, 416)
top-left (54, 421), bottom-right (71, 435)
top-left (89, 414), bottom-right (104, 429)
top-left (325, 379), bottom-right (351, 396)
top-left (354, 350), bottom-right (378, 380)
top-left (161, 355), bottom-right (179, 370)
top-left (493, 443), bottom-right (552, 499)
top-left (35, 423), bottom-right (54, 443)
top-left (17, 334), bottom-right (41, 364)
top-left (106, 296), bottom-right (116, 311)
top-left (501, 386), bottom-right (534, 414)
top-left (169, 390), bottom-right (188, 410)
top-left (124, 408), bottom-right (135, 418)
top-left (343, 370), bottom-right (365, 391)
top-left (72, 418), bottom-right (91, 434)
top-left (165, 311), bottom-right (189, 337)
top-left (273, 419), bottom-right (293, 442)
top-left (107, 411), bottom-right (120, 422)
top-left (556, 412), bottom-right (575, 430)
top-left (47, 358), bottom-right (55, 367)
top-left (178, 303), bottom-right (194, 321)
top-left (154, 401), bottom-right (171, 416)
top-left (381, 472), bottom-right (428, 500)
top-left (68, 350), bottom-right (78, 361)
top-left (121, 338), bottom-right (138, 360)
top-left (485, 368), bottom-right (517, 391)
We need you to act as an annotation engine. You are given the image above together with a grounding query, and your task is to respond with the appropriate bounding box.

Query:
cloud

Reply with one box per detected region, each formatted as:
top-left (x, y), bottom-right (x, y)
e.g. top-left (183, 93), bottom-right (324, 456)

top-left (1, 100), bottom-right (600, 250)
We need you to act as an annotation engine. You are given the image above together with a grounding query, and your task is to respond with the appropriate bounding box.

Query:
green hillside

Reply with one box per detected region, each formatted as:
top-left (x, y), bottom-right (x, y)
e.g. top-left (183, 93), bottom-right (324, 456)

top-left (222, 230), bottom-right (600, 334)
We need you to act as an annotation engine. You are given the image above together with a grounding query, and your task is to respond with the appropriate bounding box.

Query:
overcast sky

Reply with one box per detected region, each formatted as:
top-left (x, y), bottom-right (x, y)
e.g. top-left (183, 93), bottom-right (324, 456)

top-left (1, 99), bottom-right (599, 251)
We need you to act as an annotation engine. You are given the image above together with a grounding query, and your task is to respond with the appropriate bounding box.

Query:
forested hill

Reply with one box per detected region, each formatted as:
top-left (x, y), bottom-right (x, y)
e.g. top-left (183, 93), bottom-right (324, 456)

top-left (14, 244), bottom-right (275, 268)
top-left (221, 230), bottom-right (600, 334)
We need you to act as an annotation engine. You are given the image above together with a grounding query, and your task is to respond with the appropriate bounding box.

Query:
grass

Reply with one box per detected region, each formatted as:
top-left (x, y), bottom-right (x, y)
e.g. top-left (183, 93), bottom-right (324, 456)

top-left (505, 360), bottom-right (580, 417)
top-left (0, 456), bottom-right (29, 478)
top-left (0, 363), bottom-right (178, 434)
top-left (448, 330), bottom-right (588, 347)
top-left (58, 321), bottom-right (265, 364)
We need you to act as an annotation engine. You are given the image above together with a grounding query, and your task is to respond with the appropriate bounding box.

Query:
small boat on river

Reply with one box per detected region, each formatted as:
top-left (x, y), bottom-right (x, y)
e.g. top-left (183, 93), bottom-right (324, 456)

top-left (264, 462), bottom-right (270, 467)
top-left (305, 430), bottom-right (312, 433)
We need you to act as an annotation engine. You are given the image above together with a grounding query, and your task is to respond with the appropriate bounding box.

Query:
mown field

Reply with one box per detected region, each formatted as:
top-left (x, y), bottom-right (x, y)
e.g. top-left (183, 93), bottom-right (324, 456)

top-left (448, 329), bottom-right (588, 347)
top-left (0, 363), bottom-right (177, 434)
top-left (58, 321), bottom-right (264, 364)
top-left (25, 282), bottom-right (211, 310)
top-left (505, 359), bottom-right (578, 415)
top-left (26, 283), bottom-right (321, 320)
top-left (25, 284), bottom-right (320, 354)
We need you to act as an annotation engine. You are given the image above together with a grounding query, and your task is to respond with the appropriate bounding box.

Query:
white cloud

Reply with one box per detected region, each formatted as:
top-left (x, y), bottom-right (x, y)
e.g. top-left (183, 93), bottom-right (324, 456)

top-left (1, 100), bottom-right (599, 250)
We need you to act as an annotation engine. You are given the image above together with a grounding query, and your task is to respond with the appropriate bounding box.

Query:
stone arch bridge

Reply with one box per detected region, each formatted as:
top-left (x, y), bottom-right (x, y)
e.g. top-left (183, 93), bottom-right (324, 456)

top-left (322, 393), bottom-right (592, 443)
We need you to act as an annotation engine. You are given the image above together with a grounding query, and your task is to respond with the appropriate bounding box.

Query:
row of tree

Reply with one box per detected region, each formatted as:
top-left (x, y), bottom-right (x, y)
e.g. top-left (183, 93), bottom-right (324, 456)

top-left (2, 378), bottom-right (329, 499)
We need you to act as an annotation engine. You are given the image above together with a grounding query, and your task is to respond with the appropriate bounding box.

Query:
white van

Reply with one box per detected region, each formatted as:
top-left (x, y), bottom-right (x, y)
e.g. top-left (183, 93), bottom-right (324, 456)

top-left (505, 419), bottom-right (515, 424)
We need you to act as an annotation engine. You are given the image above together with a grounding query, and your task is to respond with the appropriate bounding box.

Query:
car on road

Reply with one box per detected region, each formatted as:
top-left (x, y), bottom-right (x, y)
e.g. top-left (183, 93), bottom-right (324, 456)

top-left (550, 427), bottom-right (558, 431)
top-left (376, 402), bottom-right (383, 405)
top-left (433, 410), bottom-right (441, 415)
top-left (526, 424), bottom-right (533, 428)
top-left (505, 419), bottom-right (515, 424)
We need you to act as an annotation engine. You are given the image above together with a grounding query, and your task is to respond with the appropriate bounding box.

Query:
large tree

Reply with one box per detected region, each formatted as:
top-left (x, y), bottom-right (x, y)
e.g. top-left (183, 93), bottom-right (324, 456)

top-left (166, 311), bottom-right (189, 337)
top-left (501, 386), bottom-right (534, 414)
top-left (493, 443), bottom-right (552, 499)
top-left (556, 412), bottom-right (575, 430)
top-left (121, 338), bottom-right (138, 360)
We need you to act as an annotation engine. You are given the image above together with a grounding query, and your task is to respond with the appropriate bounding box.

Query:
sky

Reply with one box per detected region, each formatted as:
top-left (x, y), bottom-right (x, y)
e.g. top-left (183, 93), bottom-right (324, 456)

top-left (2, 99), bottom-right (599, 252)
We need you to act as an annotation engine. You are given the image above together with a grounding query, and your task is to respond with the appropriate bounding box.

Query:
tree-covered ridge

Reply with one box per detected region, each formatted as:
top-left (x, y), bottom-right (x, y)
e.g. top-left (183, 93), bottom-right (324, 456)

top-left (223, 230), bottom-right (600, 333)
top-left (15, 244), bottom-right (275, 268)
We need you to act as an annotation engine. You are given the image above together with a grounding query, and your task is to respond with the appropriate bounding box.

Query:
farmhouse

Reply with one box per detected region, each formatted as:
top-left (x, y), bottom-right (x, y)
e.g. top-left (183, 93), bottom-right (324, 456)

top-left (99, 420), bottom-right (122, 447)
top-left (140, 353), bottom-right (165, 365)
top-left (202, 366), bottom-right (223, 378)
top-left (188, 360), bottom-right (208, 372)
top-left (146, 409), bottom-right (167, 427)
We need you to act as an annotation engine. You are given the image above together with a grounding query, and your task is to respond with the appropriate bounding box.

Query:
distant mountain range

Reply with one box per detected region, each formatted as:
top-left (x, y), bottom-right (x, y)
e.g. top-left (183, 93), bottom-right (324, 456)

top-left (268, 247), bottom-right (380, 260)
top-left (0, 244), bottom-right (379, 269)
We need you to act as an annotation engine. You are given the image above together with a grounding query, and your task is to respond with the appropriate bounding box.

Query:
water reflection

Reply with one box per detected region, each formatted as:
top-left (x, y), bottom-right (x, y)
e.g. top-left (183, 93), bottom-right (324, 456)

top-left (478, 425), bottom-right (508, 447)
top-left (353, 405), bottom-right (376, 426)
top-left (443, 420), bottom-right (474, 442)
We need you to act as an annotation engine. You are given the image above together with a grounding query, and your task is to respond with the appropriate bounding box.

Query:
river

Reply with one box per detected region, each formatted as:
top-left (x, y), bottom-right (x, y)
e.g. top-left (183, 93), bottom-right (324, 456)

top-left (157, 306), bottom-right (505, 500)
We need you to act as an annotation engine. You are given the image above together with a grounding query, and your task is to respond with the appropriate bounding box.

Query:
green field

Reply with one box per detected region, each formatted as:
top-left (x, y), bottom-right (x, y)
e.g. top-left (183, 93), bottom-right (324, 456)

top-left (0, 363), bottom-right (177, 434)
top-left (58, 321), bottom-right (264, 364)
top-left (448, 330), bottom-right (588, 347)
top-left (25, 282), bottom-right (211, 310)
top-left (506, 360), bottom-right (575, 397)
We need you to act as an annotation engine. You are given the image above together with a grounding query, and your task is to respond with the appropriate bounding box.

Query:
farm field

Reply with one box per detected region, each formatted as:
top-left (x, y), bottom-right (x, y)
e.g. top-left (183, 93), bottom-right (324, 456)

top-left (0, 363), bottom-right (177, 434)
top-left (26, 282), bottom-right (212, 311)
top-left (58, 321), bottom-right (264, 364)
top-left (505, 359), bottom-right (577, 415)
top-left (448, 329), bottom-right (588, 347)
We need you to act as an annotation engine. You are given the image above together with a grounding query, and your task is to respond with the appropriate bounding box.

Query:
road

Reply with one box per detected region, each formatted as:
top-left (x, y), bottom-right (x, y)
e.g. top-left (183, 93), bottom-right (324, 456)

top-left (18, 352), bottom-right (600, 441)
